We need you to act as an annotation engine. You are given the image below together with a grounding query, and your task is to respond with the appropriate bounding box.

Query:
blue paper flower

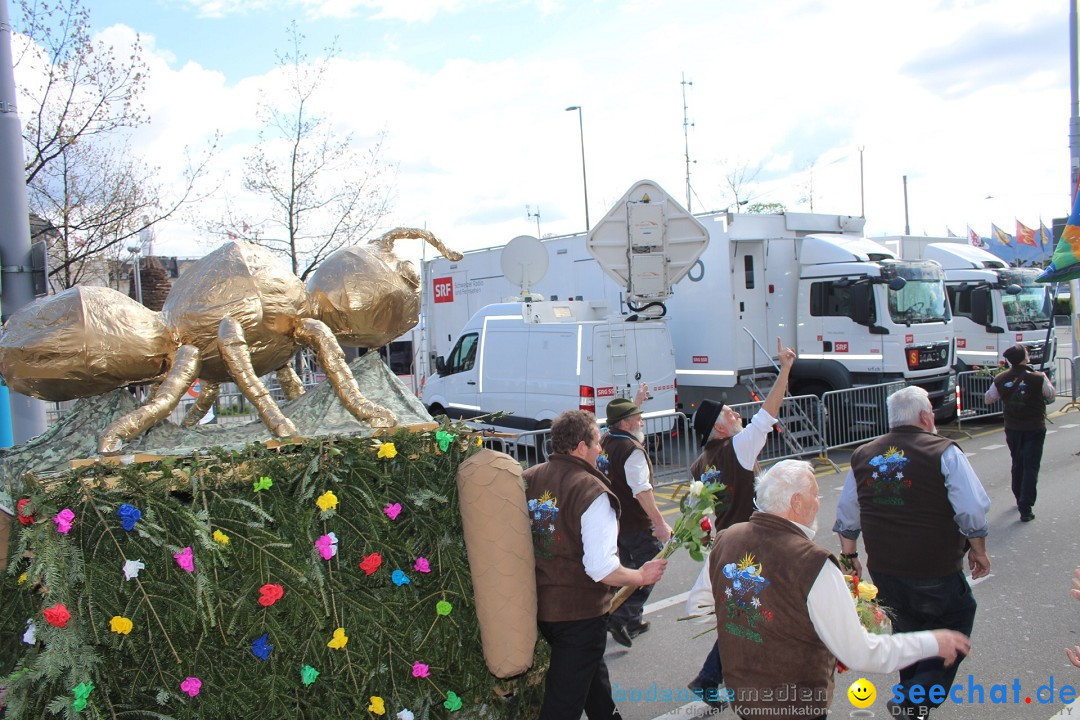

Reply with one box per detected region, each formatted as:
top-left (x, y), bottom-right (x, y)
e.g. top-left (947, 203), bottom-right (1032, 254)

top-left (391, 569), bottom-right (411, 586)
top-left (116, 504), bottom-right (142, 531)
top-left (251, 633), bottom-right (272, 661)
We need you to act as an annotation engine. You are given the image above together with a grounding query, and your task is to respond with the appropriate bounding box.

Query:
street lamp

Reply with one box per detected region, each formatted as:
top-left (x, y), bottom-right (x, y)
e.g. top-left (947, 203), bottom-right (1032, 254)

top-left (127, 245), bottom-right (142, 305)
top-left (565, 106), bottom-right (590, 232)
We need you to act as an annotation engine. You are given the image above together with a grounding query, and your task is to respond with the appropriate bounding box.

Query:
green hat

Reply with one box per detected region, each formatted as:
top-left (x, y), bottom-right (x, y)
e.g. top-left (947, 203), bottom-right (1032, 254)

top-left (606, 398), bottom-right (642, 427)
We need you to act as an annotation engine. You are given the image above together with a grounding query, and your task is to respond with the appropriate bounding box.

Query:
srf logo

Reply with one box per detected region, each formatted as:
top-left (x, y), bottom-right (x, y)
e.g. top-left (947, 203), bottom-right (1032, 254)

top-left (433, 277), bottom-right (454, 303)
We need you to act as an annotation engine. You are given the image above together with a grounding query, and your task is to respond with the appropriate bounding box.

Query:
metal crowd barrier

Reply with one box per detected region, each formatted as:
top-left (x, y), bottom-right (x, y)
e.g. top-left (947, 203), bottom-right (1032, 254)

top-left (954, 369), bottom-right (1002, 430)
top-left (723, 394), bottom-right (828, 465)
top-left (820, 382), bottom-right (906, 450)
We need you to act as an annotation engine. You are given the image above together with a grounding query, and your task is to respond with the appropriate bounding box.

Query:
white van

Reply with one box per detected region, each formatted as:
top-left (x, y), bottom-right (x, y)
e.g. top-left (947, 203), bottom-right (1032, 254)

top-left (421, 300), bottom-right (676, 433)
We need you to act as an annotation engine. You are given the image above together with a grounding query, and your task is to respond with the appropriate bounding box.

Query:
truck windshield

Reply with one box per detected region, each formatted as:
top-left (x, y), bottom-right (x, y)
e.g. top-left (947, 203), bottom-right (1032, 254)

top-left (887, 280), bottom-right (950, 325)
top-left (1002, 286), bottom-right (1051, 331)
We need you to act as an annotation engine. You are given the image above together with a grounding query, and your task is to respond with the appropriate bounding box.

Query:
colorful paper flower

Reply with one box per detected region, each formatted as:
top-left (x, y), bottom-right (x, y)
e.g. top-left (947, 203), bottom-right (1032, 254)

top-left (212, 529), bottom-right (230, 545)
top-left (22, 619), bottom-right (36, 645)
top-left (123, 559), bottom-right (145, 581)
top-left (359, 552), bottom-right (383, 576)
top-left (109, 616), bottom-right (133, 635)
top-left (315, 532), bottom-right (338, 560)
top-left (413, 557), bottom-right (431, 573)
top-left (369, 696), bottom-right (386, 715)
top-left (377, 442), bottom-right (398, 459)
top-left (327, 627), bottom-right (348, 650)
top-left (688, 479), bottom-right (706, 497)
top-left (383, 502), bottom-right (402, 520)
top-left (173, 546), bottom-right (195, 573)
top-left (72, 681), bottom-right (94, 711)
top-left (443, 691), bottom-right (462, 712)
top-left (391, 569), bottom-right (411, 586)
top-left (258, 583), bottom-right (284, 607)
top-left (397, 711), bottom-right (415, 720)
top-left (116, 503), bottom-right (142, 531)
top-left (43, 603), bottom-right (71, 628)
top-left (436, 600), bottom-right (453, 616)
top-left (16, 498), bottom-right (34, 525)
top-left (251, 633), bottom-right (273, 661)
top-left (253, 476), bottom-right (273, 492)
top-left (435, 429), bottom-right (455, 452)
top-left (475, 435), bottom-right (483, 446)
top-left (411, 661), bottom-right (430, 678)
top-left (180, 676), bottom-right (202, 697)
top-left (301, 664), bottom-right (320, 686)
top-left (17, 572), bottom-right (27, 585)
top-left (316, 490), bottom-right (338, 511)
top-left (53, 508), bottom-right (75, 534)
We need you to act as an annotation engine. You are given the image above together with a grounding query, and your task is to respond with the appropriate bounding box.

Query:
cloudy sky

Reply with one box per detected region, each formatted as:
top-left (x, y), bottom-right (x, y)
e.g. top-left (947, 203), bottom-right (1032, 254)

top-left (11, 0), bottom-right (1075, 264)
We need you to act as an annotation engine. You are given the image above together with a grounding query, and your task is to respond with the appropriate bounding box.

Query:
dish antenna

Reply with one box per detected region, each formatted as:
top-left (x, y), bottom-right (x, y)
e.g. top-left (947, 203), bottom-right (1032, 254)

top-left (500, 235), bottom-right (548, 302)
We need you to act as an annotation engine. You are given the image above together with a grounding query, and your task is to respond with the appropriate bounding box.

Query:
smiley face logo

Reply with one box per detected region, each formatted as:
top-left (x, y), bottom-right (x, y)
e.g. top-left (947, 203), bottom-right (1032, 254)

top-left (847, 677), bottom-right (876, 708)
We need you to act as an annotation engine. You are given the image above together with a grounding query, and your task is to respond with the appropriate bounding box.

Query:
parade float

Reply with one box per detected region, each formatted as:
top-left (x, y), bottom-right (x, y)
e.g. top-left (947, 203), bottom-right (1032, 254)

top-left (0, 231), bottom-right (544, 719)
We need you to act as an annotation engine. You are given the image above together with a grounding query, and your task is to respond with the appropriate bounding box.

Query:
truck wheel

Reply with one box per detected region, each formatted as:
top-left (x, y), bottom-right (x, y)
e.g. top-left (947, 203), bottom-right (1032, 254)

top-left (427, 403), bottom-right (446, 420)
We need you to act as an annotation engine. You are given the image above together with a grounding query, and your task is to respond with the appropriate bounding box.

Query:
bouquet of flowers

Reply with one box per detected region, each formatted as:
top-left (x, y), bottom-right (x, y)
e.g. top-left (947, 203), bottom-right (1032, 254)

top-left (835, 556), bottom-right (892, 673)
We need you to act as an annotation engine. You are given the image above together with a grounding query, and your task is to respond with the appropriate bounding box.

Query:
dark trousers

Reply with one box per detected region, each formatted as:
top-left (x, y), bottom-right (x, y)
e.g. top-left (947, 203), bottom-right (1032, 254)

top-left (694, 640), bottom-right (724, 686)
top-left (871, 570), bottom-right (977, 711)
top-left (610, 529), bottom-right (662, 626)
top-left (1004, 427), bottom-right (1045, 512)
top-left (537, 616), bottom-right (621, 720)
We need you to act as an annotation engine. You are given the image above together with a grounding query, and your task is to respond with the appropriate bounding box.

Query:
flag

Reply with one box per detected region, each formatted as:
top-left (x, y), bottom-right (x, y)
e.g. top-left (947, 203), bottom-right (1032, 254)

top-left (1016, 220), bottom-right (1037, 247)
top-left (967, 226), bottom-right (986, 248)
top-left (1037, 220), bottom-right (1051, 248)
top-left (1037, 192), bottom-right (1080, 282)
top-left (946, 227), bottom-right (959, 238)
top-left (991, 223), bottom-right (1012, 245)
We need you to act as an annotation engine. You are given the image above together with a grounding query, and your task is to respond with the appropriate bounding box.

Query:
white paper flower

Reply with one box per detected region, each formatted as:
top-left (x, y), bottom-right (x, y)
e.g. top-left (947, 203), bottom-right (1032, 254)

top-left (22, 619), bottom-right (36, 645)
top-left (123, 559), bottom-right (145, 581)
top-left (397, 711), bottom-right (415, 720)
top-left (689, 480), bottom-right (705, 497)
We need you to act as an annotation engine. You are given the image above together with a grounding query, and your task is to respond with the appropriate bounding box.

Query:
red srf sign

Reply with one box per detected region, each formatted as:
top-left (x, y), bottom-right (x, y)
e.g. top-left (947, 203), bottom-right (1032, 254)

top-left (433, 277), bottom-right (454, 303)
top-left (835, 342), bottom-right (849, 353)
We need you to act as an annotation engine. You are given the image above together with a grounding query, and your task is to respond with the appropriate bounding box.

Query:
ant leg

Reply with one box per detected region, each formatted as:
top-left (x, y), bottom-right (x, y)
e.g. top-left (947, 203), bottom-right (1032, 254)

top-left (294, 318), bottom-right (396, 427)
top-left (276, 365), bottom-right (305, 400)
top-left (217, 317), bottom-right (297, 438)
top-left (181, 381), bottom-right (220, 427)
top-left (99, 345), bottom-right (201, 454)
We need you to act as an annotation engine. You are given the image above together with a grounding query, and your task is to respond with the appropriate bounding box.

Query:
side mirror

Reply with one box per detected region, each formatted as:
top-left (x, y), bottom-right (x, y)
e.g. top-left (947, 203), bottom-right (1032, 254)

top-left (851, 284), bottom-right (871, 325)
top-left (887, 276), bottom-right (907, 291)
top-left (435, 356), bottom-right (446, 375)
top-left (1005, 284), bottom-right (1022, 296)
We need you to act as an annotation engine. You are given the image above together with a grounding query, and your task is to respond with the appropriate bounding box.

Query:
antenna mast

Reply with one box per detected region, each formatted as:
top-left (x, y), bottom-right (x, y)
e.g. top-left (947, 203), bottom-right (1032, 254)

top-left (682, 73), bottom-right (694, 212)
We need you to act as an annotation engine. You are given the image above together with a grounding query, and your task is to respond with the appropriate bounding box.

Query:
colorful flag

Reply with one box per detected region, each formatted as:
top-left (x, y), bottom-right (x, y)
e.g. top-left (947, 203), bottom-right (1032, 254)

top-left (1016, 220), bottom-right (1037, 247)
top-left (1037, 220), bottom-right (1051, 248)
top-left (991, 224), bottom-right (1012, 246)
top-left (946, 227), bottom-right (958, 238)
top-left (1037, 193), bottom-right (1080, 283)
top-left (967, 226), bottom-right (986, 248)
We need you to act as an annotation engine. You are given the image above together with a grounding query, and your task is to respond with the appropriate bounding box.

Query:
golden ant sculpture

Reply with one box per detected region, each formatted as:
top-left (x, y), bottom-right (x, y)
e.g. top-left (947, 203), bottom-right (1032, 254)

top-left (0, 228), bottom-right (462, 454)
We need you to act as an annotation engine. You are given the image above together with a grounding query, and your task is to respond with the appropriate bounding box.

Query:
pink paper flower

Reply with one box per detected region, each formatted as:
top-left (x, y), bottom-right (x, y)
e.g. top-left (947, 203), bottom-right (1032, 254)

top-left (383, 502), bottom-right (402, 520)
top-left (315, 533), bottom-right (338, 560)
top-left (53, 508), bottom-right (75, 534)
top-left (411, 661), bottom-right (430, 678)
top-left (180, 676), bottom-right (202, 697)
top-left (413, 557), bottom-right (431, 573)
top-left (173, 546), bottom-right (194, 573)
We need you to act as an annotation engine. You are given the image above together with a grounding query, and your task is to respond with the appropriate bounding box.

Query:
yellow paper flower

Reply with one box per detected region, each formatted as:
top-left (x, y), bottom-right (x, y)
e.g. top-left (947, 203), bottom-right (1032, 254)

top-left (109, 615), bottom-right (133, 635)
top-left (316, 491), bottom-right (339, 511)
top-left (857, 581), bottom-right (878, 602)
top-left (368, 696), bottom-right (386, 715)
top-left (475, 435), bottom-right (482, 446)
top-left (212, 529), bottom-right (230, 545)
top-left (17, 572), bottom-right (27, 585)
top-left (377, 442), bottom-right (398, 459)
top-left (327, 627), bottom-right (348, 650)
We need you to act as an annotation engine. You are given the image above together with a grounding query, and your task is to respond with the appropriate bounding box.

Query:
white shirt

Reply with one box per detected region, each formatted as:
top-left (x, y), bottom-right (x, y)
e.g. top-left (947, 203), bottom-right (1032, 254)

top-left (581, 494), bottom-right (621, 581)
top-left (687, 517), bottom-right (939, 674)
top-left (624, 448), bottom-right (652, 496)
top-left (731, 407), bottom-right (778, 470)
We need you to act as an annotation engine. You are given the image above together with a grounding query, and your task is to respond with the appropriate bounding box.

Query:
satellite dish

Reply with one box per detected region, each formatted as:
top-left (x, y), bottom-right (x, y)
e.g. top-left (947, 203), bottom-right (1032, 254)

top-left (501, 235), bottom-right (548, 298)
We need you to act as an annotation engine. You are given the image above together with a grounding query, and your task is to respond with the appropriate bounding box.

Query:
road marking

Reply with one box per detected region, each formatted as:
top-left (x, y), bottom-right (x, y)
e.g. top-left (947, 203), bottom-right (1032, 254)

top-left (1060, 423), bottom-right (1079, 429)
top-left (644, 590), bottom-right (690, 615)
top-left (1048, 697), bottom-right (1080, 718)
top-left (981, 443), bottom-right (1007, 450)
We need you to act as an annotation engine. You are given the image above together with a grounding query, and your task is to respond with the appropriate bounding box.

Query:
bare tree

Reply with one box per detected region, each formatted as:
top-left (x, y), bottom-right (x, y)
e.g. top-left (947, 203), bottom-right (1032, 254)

top-left (798, 160), bottom-right (817, 212)
top-left (746, 202), bottom-right (786, 214)
top-left (226, 22), bottom-right (394, 281)
top-left (721, 160), bottom-right (761, 211)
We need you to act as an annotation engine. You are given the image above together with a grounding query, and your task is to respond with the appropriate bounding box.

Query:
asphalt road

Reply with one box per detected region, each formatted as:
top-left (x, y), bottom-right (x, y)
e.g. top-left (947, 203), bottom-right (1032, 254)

top-left (602, 400), bottom-right (1080, 720)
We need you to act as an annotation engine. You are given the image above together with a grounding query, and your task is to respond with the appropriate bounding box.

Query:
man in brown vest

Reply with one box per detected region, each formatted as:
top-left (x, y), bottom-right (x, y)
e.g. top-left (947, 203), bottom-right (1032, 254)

top-left (835, 385), bottom-right (991, 719)
top-left (687, 338), bottom-right (796, 701)
top-left (599, 386), bottom-right (673, 647)
top-left (984, 343), bottom-right (1054, 522)
top-left (524, 409), bottom-right (668, 720)
top-left (713, 460), bottom-right (970, 720)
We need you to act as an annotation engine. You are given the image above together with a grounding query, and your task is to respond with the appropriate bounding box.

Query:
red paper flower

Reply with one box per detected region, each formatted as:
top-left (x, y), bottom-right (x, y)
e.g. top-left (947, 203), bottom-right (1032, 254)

top-left (359, 552), bottom-right (383, 576)
top-left (700, 517), bottom-right (712, 532)
top-left (43, 603), bottom-right (71, 628)
top-left (258, 583), bottom-right (284, 607)
top-left (16, 498), bottom-right (34, 525)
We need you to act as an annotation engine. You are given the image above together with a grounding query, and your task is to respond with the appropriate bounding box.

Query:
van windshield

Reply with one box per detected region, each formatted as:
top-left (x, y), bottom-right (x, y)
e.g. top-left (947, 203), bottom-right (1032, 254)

top-left (1002, 286), bottom-right (1051, 331)
top-left (887, 280), bottom-right (950, 325)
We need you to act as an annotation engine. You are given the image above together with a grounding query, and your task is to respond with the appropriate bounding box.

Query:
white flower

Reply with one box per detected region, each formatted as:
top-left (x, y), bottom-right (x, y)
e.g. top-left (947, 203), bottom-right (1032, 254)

top-left (751, 597), bottom-right (761, 608)
top-left (689, 480), bottom-right (705, 497)
top-left (22, 619), bottom-right (36, 645)
top-left (724, 587), bottom-right (733, 597)
top-left (397, 711), bottom-right (415, 720)
top-left (123, 559), bottom-right (145, 581)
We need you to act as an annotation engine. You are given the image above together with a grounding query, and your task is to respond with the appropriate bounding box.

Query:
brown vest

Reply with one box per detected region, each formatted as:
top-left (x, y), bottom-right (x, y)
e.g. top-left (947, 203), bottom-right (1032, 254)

top-left (691, 438), bottom-right (756, 530)
top-left (993, 365), bottom-right (1047, 431)
top-left (599, 432), bottom-right (653, 535)
top-left (851, 426), bottom-right (966, 577)
top-left (710, 512), bottom-right (837, 718)
top-left (523, 453), bottom-right (620, 622)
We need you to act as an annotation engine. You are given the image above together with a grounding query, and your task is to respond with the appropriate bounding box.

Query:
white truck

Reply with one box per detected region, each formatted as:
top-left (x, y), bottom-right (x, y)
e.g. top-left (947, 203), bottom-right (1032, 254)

top-left (421, 180), bottom-right (958, 421)
top-left (879, 236), bottom-right (1056, 372)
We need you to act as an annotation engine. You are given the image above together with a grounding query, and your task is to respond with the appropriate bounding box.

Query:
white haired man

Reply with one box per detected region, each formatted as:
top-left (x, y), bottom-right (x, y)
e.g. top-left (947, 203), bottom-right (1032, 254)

top-left (712, 460), bottom-right (971, 720)
top-left (834, 385), bottom-right (991, 719)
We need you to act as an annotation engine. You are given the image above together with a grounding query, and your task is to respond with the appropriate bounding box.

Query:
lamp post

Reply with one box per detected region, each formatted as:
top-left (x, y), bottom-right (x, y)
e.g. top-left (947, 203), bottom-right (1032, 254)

top-left (128, 245), bottom-right (142, 305)
top-left (565, 105), bottom-right (590, 232)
